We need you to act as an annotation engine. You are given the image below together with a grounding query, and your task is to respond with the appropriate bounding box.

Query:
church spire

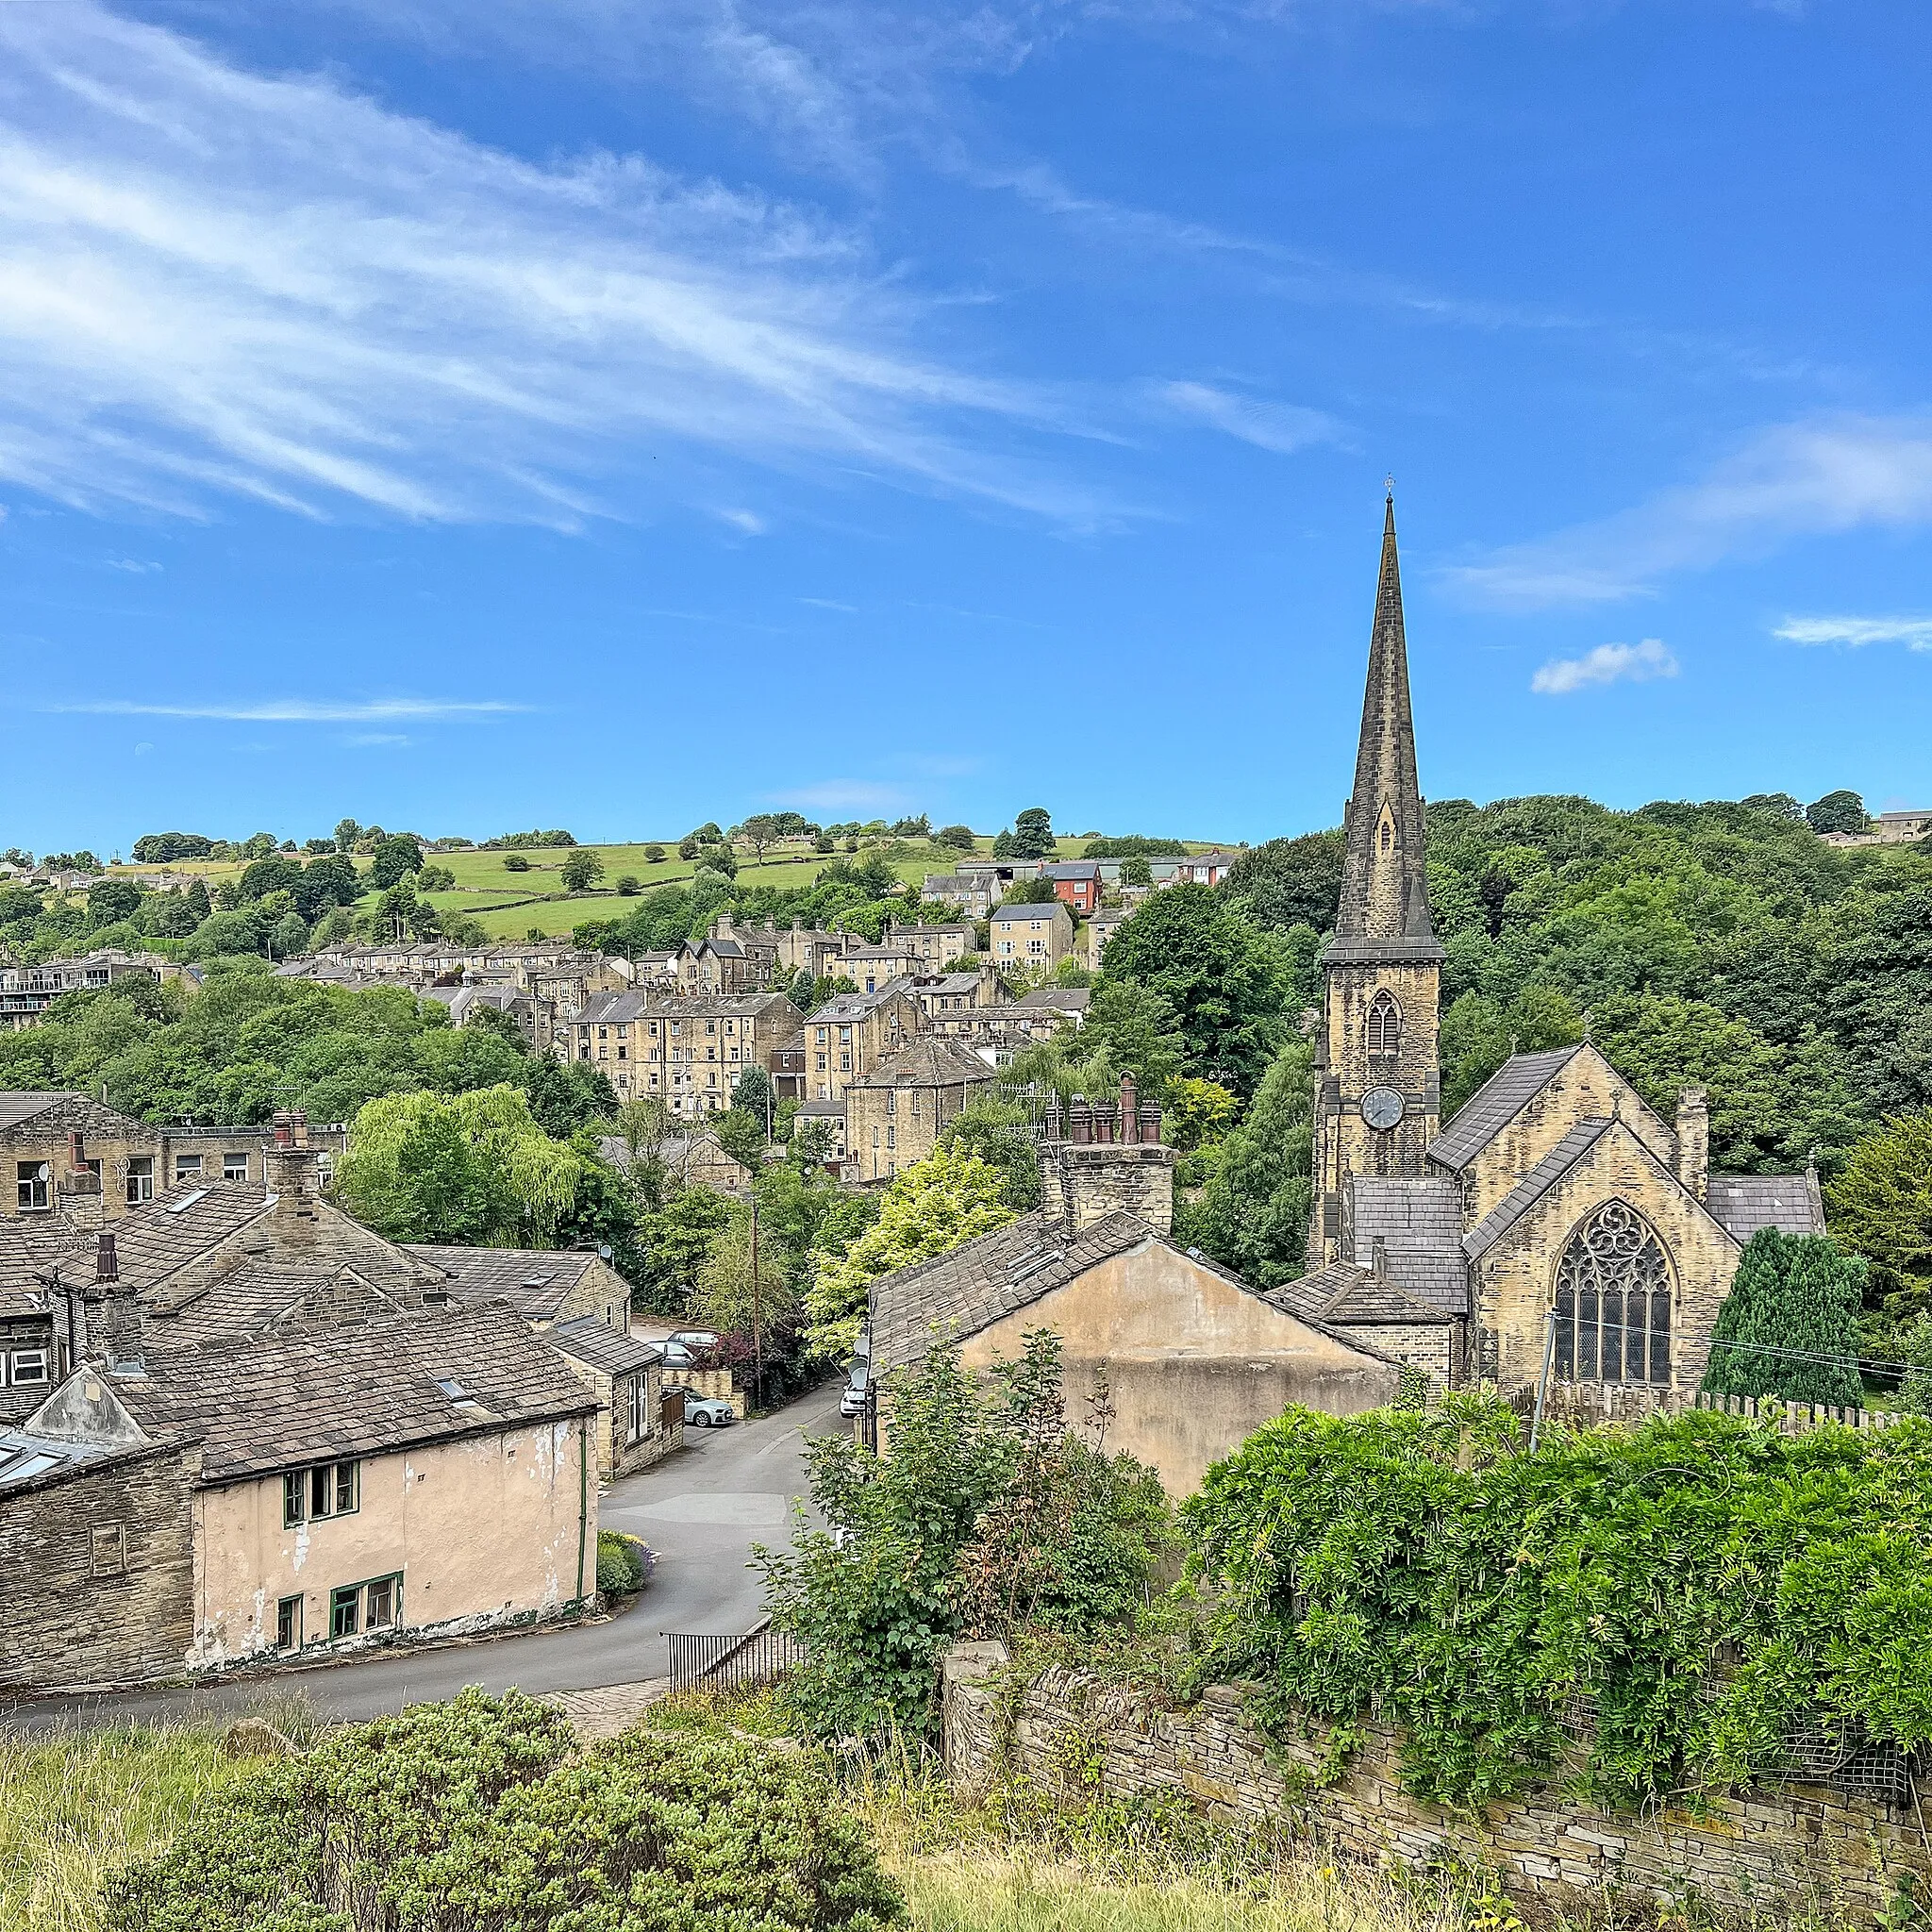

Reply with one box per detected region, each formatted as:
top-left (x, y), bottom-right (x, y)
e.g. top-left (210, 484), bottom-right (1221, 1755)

top-left (1331, 494), bottom-right (1441, 956)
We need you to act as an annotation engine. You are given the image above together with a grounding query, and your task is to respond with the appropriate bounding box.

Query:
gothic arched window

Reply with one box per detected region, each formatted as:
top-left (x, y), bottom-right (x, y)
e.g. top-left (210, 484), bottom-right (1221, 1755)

top-left (1553, 1200), bottom-right (1672, 1385)
top-left (1366, 991), bottom-right (1402, 1058)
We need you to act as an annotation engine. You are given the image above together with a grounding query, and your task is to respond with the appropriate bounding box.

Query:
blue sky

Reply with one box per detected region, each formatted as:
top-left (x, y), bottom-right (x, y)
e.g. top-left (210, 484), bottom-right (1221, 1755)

top-left (2, 0), bottom-right (1928, 855)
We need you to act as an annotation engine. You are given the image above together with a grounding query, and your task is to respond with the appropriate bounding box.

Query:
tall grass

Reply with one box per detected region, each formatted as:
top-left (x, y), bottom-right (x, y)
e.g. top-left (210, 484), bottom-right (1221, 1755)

top-left (0, 1698), bottom-right (318, 1932)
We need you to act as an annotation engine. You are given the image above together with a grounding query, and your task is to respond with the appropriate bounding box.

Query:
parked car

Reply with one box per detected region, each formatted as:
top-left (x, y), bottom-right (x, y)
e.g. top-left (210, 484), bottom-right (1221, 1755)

top-left (685, 1395), bottom-right (736, 1428)
top-left (658, 1341), bottom-right (697, 1367)
top-left (840, 1362), bottom-right (869, 1419)
top-left (668, 1329), bottom-right (720, 1352)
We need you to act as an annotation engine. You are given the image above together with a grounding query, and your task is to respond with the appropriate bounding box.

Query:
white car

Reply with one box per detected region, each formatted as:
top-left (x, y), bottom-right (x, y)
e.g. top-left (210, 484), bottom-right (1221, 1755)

top-left (840, 1366), bottom-right (869, 1419)
top-left (684, 1395), bottom-right (736, 1428)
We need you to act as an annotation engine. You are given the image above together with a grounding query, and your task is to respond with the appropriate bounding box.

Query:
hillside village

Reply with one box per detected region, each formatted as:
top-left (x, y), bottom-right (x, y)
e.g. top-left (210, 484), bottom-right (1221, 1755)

top-left (7, 512), bottom-right (1932, 1928)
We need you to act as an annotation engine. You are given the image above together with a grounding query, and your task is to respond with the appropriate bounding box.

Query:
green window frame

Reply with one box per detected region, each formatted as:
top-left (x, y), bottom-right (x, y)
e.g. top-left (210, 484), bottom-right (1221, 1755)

top-left (275, 1593), bottom-right (302, 1650)
top-left (282, 1459), bottom-right (361, 1528)
top-left (328, 1572), bottom-right (404, 1641)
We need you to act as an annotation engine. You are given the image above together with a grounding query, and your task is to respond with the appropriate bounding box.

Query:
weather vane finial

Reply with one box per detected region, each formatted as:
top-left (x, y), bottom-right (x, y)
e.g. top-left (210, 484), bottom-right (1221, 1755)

top-left (1384, 472), bottom-right (1395, 503)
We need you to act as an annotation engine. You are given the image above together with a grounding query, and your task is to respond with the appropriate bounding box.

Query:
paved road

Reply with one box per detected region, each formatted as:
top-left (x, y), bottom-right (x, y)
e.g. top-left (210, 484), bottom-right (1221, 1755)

top-left (2, 1380), bottom-right (845, 1735)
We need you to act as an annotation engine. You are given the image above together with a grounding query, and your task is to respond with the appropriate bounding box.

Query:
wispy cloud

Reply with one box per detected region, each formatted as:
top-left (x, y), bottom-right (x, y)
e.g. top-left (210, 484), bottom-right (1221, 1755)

top-left (1774, 614), bottom-right (1932, 650)
top-left (1452, 417), bottom-right (1932, 608)
top-left (714, 507), bottom-right (768, 534)
top-left (1153, 380), bottom-right (1348, 456)
top-left (43, 697), bottom-right (528, 723)
top-left (771, 778), bottom-right (911, 811)
top-left (0, 4), bottom-right (1111, 529)
top-left (799, 595), bottom-right (858, 612)
top-left (345, 731), bottom-right (411, 746)
top-left (107, 557), bottom-right (160, 573)
top-left (1531, 639), bottom-right (1679, 695)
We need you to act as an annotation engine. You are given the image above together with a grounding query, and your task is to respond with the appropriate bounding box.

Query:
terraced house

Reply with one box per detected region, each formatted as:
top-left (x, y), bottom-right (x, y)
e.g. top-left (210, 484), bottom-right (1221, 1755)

top-left (568, 991), bottom-right (803, 1117)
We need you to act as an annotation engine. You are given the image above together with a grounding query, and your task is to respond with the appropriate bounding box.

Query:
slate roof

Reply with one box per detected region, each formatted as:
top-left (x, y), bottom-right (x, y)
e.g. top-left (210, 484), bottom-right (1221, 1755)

top-left (795, 1099), bottom-right (846, 1118)
top-left (93, 1187), bottom-right (282, 1301)
top-left (1707, 1174), bottom-right (1825, 1241)
top-left (549, 1316), bottom-right (664, 1377)
top-left (848, 1038), bottom-right (996, 1091)
top-left (1462, 1118), bottom-right (1613, 1259)
top-left (1040, 861), bottom-right (1101, 880)
top-left (809, 982), bottom-right (915, 1023)
top-left (108, 1304), bottom-right (596, 1484)
top-left (0, 1092), bottom-right (66, 1130)
top-left (1017, 987), bottom-right (1091, 1012)
top-left (401, 1245), bottom-right (600, 1320)
top-left (1349, 1175), bottom-right (1469, 1315)
top-left (1266, 1260), bottom-right (1448, 1328)
top-left (869, 1209), bottom-right (1148, 1377)
top-left (1426, 1047), bottom-right (1584, 1173)
top-left (990, 903), bottom-right (1070, 922)
top-left (143, 1261), bottom-right (419, 1348)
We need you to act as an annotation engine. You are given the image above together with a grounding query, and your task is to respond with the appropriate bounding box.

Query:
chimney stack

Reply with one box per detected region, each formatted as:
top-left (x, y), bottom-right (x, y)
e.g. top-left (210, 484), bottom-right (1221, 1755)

top-left (1036, 1073), bottom-right (1174, 1237)
top-left (266, 1113), bottom-right (321, 1245)
top-left (1674, 1087), bottom-right (1709, 1203)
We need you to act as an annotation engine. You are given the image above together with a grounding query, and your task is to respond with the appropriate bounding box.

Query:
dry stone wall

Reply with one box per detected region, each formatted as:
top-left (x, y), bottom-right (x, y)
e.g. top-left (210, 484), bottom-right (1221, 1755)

top-left (942, 1643), bottom-right (1932, 1919)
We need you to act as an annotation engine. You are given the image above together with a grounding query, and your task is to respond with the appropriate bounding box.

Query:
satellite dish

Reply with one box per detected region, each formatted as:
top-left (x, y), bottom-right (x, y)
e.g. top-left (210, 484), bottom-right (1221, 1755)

top-left (597, 1243), bottom-right (614, 1260)
top-left (35, 1162), bottom-right (51, 1180)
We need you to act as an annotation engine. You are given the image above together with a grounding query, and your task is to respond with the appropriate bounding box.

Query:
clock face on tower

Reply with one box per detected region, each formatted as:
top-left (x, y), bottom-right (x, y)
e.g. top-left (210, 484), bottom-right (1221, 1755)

top-left (1359, 1087), bottom-right (1406, 1132)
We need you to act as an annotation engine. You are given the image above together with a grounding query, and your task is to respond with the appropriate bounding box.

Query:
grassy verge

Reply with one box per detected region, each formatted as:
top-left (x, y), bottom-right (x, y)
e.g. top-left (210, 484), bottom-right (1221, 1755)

top-left (1, 1721), bottom-right (241, 1932)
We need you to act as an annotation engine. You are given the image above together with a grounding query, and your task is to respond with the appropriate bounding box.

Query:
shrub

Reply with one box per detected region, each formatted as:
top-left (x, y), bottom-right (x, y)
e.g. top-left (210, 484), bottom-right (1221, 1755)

top-left (616, 874), bottom-right (641, 895)
top-left (644, 844), bottom-right (667, 864)
top-left (102, 1689), bottom-right (904, 1932)
top-left (503, 853), bottom-right (531, 873)
top-left (1183, 1398), bottom-right (1932, 1812)
top-left (596, 1530), bottom-right (655, 1595)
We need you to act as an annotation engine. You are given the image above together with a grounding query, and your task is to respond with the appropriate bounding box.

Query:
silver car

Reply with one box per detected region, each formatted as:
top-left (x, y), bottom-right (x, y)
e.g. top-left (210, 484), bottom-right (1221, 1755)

top-left (684, 1395), bottom-right (736, 1428)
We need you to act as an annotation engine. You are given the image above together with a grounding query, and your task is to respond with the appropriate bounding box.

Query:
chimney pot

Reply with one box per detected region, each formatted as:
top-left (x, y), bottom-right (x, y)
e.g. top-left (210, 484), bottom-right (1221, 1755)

top-left (95, 1229), bottom-right (119, 1285)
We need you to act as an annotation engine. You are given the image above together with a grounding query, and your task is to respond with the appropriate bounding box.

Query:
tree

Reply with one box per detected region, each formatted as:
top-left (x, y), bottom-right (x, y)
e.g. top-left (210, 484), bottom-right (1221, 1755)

top-left (1224, 829), bottom-right (1346, 935)
top-left (335, 1085), bottom-right (588, 1245)
top-left (368, 834), bottom-right (425, 890)
top-left (1165, 1076), bottom-right (1239, 1150)
top-left (85, 878), bottom-right (142, 926)
top-left (1828, 1113), bottom-right (1932, 1339)
top-left (692, 1203), bottom-right (799, 1342)
top-left (1701, 1228), bottom-right (1866, 1406)
top-left (131, 831), bottom-right (214, 863)
top-left (941, 1095), bottom-right (1042, 1210)
top-left (1001, 876), bottom-right (1058, 906)
top-left (1176, 1034), bottom-right (1314, 1288)
top-left (638, 1185), bottom-right (734, 1313)
top-left (697, 843), bottom-right (739, 879)
top-left (242, 831), bottom-right (278, 859)
top-left (1440, 985), bottom-right (1584, 1121)
top-left (503, 852), bottom-right (531, 872)
top-left (616, 874), bottom-right (641, 895)
top-left (1096, 884), bottom-right (1295, 1096)
top-left (739, 814), bottom-right (785, 865)
top-left (934, 824), bottom-right (976, 853)
top-left (291, 854), bottom-right (361, 920)
top-left (806, 1141), bottom-right (1015, 1360)
top-left (1807, 790), bottom-right (1868, 837)
top-left (677, 837), bottom-right (700, 860)
top-left (1082, 977), bottom-right (1186, 1096)
top-left (559, 848), bottom-right (605, 892)
top-left (1121, 855), bottom-right (1152, 887)
top-left (644, 844), bottom-right (666, 863)
top-left (333, 817), bottom-right (363, 853)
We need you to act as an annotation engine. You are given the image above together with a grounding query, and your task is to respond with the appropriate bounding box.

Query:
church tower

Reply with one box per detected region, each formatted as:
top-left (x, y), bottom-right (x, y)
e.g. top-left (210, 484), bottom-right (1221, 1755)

top-left (1310, 496), bottom-right (1444, 1261)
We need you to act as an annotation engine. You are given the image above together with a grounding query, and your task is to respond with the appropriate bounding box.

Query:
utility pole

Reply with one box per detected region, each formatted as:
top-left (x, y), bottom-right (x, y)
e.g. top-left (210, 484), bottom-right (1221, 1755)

top-left (749, 1186), bottom-right (764, 1413)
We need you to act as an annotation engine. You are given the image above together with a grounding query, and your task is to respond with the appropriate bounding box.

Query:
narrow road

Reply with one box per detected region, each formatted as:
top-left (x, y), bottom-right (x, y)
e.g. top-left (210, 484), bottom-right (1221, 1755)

top-left (2, 1380), bottom-right (846, 1736)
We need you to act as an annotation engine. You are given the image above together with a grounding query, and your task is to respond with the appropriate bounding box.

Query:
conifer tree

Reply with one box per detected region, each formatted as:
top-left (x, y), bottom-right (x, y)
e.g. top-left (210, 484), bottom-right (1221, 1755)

top-left (1701, 1227), bottom-right (1865, 1406)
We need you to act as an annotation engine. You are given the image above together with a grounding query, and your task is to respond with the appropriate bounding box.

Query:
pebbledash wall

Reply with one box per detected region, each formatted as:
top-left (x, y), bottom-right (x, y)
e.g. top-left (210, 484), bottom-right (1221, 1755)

top-left (942, 1643), bottom-right (1932, 1917)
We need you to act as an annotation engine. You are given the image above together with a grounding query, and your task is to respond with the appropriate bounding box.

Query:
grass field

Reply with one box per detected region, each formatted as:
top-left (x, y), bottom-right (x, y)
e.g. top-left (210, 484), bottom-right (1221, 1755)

top-left (93, 832), bottom-right (1237, 942)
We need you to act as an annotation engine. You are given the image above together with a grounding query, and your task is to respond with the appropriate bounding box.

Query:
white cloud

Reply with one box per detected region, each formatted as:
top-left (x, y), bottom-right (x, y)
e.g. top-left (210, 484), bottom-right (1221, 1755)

top-left (107, 557), bottom-right (159, 572)
top-left (1774, 614), bottom-right (1932, 650)
top-left (771, 779), bottom-right (911, 811)
top-left (0, 4), bottom-right (1108, 528)
top-left (1531, 638), bottom-right (1679, 695)
top-left (345, 731), bottom-right (411, 746)
top-left (799, 595), bottom-right (858, 611)
top-left (44, 697), bottom-right (527, 722)
top-left (714, 507), bottom-right (768, 534)
top-left (1451, 417), bottom-right (1932, 608)
top-left (1154, 380), bottom-right (1348, 456)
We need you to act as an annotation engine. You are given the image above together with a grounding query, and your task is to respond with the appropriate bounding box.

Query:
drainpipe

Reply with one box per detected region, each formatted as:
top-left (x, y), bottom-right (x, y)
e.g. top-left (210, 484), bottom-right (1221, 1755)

top-left (575, 1416), bottom-right (590, 1607)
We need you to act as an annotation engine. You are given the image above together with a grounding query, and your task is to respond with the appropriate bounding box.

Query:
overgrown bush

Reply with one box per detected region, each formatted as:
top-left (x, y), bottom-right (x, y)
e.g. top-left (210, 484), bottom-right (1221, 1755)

top-left (596, 1530), bottom-right (655, 1595)
top-left (1182, 1396), bottom-right (1932, 1811)
top-left (758, 1334), bottom-right (1172, 1742)
top-left (102, 1689), bottom-right (903, 1932)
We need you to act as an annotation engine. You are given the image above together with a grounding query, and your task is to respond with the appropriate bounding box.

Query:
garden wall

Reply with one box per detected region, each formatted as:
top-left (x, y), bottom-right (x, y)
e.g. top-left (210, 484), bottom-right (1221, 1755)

top-left (941, 1642), bottom-right (1932, 1919)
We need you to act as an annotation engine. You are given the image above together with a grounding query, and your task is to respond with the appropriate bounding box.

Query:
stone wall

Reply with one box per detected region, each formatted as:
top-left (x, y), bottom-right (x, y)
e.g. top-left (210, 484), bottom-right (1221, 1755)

top-left (942, 1643), bottom-right (1932, 1919)
top-left (0, 1440), bottom-right (199, 1691)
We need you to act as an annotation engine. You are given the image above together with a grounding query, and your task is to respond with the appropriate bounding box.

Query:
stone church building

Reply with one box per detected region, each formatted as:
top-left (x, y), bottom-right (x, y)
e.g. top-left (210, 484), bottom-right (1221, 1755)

top-left (1268, 498), bottom-right (1825, 1407)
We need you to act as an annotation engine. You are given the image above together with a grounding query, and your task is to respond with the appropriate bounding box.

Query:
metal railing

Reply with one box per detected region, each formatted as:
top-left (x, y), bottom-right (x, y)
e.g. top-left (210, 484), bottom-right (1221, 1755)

top-left (662, 1622), bottom-right (807, 1693)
